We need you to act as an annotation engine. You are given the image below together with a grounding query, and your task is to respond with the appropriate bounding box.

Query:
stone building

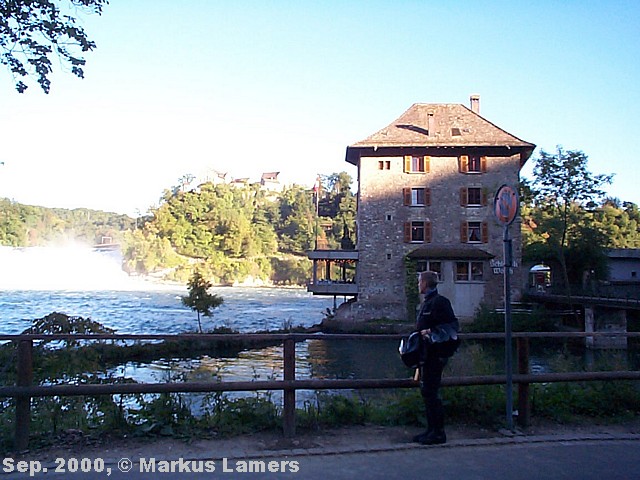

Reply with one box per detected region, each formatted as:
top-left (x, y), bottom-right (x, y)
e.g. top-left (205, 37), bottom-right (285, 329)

top-left (309, 96), bottom-right (535, 322)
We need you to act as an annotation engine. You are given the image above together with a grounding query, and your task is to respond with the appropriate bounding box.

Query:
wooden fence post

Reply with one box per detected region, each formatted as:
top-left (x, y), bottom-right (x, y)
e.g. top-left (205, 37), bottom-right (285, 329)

top-left (516, 337), bottom-right (530, 428)
top-left (16, 338), bottom-right (33, 451)
top-left (282, 337), bottom-right (296, 437)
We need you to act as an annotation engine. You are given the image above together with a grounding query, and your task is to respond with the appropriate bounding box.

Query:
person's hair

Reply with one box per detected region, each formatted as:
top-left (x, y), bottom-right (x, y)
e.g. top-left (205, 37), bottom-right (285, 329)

top-left (419, 270), bottom-right (438, 289)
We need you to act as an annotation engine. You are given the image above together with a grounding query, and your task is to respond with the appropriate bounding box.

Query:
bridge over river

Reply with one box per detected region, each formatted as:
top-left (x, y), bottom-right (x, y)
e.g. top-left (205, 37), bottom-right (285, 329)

top-left (527, 286), bottom-right (640, 348)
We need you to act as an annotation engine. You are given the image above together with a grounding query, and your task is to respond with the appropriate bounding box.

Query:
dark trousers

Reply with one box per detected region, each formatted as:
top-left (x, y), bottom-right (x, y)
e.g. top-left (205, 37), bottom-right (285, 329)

top-left (419, 353), bottom-right (448, 433)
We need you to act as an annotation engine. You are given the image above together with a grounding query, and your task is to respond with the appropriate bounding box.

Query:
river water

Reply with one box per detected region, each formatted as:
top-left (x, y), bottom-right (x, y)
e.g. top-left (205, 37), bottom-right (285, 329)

top-left (0, 246), bottom-right (406, 407)
top-left (0, 245), bottom-right (337, 334)
top-left (2, 246), bottom-right (634, 410)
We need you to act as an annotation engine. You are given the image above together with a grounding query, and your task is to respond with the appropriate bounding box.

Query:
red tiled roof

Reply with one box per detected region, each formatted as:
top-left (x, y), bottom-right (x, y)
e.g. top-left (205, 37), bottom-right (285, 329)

top-left (346, 103), bottom-right (535, 164)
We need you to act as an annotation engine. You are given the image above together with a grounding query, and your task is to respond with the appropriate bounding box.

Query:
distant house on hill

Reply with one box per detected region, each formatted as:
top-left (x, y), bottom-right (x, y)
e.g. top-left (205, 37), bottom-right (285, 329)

top-left (260, 172), bottom-right (283, 192)
top-left (194, 169), bottom-right (228, 189)
top-left (230, 177), bottom-right (250, 188)
top-left (308, 95), bottom-right (535, 322)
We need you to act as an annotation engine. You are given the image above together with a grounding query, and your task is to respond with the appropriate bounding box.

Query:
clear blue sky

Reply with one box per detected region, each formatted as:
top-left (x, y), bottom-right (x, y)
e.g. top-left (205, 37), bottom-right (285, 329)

top-left (1, 0), bottom-right (638, 215)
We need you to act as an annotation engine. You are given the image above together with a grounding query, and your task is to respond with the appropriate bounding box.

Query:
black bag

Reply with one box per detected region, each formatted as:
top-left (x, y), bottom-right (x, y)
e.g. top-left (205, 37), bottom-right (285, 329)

top-left (431, 336), bottom-right (461, 358)
top-left (427, 323), bottom-right (461, 358)
top-left (398, 331), bottom-right (425, 368)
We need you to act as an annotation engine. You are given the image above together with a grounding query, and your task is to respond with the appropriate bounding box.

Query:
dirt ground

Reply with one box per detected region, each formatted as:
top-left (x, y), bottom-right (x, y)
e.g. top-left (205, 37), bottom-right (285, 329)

top-left (10, 417), bottom-right (640, 463)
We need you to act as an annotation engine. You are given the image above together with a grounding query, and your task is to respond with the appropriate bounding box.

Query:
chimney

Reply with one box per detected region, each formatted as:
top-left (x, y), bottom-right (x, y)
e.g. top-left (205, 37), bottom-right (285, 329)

top-left (470, 94), bottom-right (480, 114)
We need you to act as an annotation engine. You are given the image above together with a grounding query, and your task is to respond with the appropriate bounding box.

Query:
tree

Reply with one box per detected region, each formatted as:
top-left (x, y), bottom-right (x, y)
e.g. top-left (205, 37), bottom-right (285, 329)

top-left (181, 271), bottom-right (223, 333)
top-left (0, 0), bottom-right (107, 93)
top-left (278, 185), bottom-right (316, 252)
top-left (528, 147), bottom-right (613, 297)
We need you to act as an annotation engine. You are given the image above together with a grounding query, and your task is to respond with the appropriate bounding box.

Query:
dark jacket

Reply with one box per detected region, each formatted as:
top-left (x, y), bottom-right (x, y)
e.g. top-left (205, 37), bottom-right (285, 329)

top-left (416, 290), bottom-right (460, 357)
top-left (416, 289), bottom-right (458, 332)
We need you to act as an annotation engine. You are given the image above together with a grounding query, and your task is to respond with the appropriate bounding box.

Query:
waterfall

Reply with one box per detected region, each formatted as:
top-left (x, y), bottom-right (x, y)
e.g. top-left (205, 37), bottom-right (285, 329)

top-left (0, 244), bottom-right (152, 291)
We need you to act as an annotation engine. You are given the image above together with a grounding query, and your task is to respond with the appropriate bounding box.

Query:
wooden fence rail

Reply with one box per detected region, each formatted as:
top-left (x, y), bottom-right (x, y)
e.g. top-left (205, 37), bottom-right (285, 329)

top-left (1, 332), bottom-right (639, 451)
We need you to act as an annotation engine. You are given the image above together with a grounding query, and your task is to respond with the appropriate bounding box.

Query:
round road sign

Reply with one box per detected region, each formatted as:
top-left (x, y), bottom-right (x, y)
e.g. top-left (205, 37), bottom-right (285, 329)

top-left (494, 184), bottom-right (519, 225)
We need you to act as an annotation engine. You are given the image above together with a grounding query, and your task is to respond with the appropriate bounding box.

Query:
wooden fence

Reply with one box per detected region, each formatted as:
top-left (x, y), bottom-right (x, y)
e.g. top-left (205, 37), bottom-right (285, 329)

top-left (1, 331), bottom-right (639, 451)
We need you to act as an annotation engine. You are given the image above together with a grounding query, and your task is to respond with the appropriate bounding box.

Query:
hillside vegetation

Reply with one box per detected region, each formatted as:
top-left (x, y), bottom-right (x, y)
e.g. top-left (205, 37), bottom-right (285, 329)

top-left (0, 172), bottom-right (356, 286)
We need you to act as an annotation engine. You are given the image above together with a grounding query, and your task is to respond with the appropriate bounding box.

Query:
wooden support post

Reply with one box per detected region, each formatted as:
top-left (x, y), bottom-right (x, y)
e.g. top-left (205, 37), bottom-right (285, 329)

top-left (516, 337), bottom-right (530, 428)
top-left (16, 338), bottom-right (33, 451)
top-left (282, 337), bottom-right (296, 437)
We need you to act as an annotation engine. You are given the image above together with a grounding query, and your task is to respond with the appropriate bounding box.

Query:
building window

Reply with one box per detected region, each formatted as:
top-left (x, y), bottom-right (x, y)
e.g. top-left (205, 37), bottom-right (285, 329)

top-left (460, 187), bottom-right (484, 207)
top-left (460, 221), bottom-right (488, 243)
top-left (378, 160), bottom-right (391, 170)
top-left (468, 187), bottom-right (482, 206)
top-left (386, 214), bottom-right (393, 221)
top-left (468, 155), bottom-right (481, 172)
top-left (416, 260), bottom-right (443, 281)
top-left (411, 222), bottom-right (425, 242)
top-left (456, 261), bottom-right (484, 282)
top-left (413, 156), bottom-right (424, 172)
top-left (468, 222), bottom-right (482, 242)
top-left (403, 187), bottom-right (431, 206)
top-left (404, 221), bottom-right (432, 243)
top-left (459, 155), bottom-right (487, 174)
top-left (404, 155), bottom-right (430, 173)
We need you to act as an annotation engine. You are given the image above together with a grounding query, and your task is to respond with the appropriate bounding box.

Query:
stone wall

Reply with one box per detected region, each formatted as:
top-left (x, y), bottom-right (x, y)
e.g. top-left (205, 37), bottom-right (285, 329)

top-left (344, 151), bottom-right (525, 322)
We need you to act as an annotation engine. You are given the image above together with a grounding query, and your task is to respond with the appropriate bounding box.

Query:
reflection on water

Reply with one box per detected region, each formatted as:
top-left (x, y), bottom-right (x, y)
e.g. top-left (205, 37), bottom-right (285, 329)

top-left (117, 342), bottom-right (323, 409)
top-left (307, 338), bottom-right (407, 380)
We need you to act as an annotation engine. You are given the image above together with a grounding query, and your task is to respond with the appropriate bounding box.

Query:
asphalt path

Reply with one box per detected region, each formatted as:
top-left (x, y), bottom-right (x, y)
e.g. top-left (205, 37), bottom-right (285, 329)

top-left (4, 438), bottom-right (639, 479)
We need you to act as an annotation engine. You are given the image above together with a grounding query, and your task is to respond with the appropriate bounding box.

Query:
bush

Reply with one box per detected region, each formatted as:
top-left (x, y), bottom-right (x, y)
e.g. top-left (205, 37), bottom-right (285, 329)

top-left (466, 304), bottom-right (559, 333)
top-left (532, 381), bottom-right (640, 422)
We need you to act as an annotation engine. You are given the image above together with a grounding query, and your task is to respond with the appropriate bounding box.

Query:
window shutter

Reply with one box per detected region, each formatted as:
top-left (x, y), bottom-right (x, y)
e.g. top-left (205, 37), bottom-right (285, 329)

top-left (459, 155), bottom-right (469, 173)
top-left (425, 188), bottom-right (431, 206)
top-left (460, 187), bottom-right (468, 206)
top-left (460, 222), bottom-right (468, 243)
top-left (404, 155), bottom-right (411, 173)
top-left (480, 156), bottom-right (488, 173)
top-left (424, 156), bottom-right (431, 173)
top-left (481, 190), bottom-right (488, 206)
top-left (404, 222), bottom-right (411, 243)
top-left (425, 221), bottom-right (432, 243)
top-left (403, 187), bottom-right (411, 206)
top-left (481, 222), bottom-right (489, 243)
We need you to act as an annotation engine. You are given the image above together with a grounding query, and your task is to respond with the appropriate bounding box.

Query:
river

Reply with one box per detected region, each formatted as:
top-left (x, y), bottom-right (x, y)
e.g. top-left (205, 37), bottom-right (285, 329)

top-left (0, 246), bottom-right (407, 407)
top-left (1, 246), bottom-right (634, 409)
top-left (0, 245), bottom-right (337, 335)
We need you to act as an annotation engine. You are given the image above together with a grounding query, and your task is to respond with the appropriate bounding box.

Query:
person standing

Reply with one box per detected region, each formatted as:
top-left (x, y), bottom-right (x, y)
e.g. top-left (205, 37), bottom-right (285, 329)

top-left (413, 270), bottom-right (460, 445)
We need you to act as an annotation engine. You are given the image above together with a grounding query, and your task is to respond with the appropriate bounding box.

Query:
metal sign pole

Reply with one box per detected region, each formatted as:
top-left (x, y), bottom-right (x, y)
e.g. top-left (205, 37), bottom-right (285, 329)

top-left (504, 225), bottom-right (514, 431)
top-left (494, 184), bottom-right (519, 432)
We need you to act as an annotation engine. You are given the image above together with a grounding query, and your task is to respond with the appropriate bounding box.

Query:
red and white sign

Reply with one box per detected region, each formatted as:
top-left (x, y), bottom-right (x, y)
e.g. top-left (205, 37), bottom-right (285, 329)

top-left (494, 184), bottom-right (519, 226)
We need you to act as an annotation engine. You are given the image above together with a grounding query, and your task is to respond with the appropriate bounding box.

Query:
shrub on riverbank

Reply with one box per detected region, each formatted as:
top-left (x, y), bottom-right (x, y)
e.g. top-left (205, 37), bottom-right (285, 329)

top-left (1, 314), bottom-right (638, 453)
top-left (465, 304), bottom-right (560, 333)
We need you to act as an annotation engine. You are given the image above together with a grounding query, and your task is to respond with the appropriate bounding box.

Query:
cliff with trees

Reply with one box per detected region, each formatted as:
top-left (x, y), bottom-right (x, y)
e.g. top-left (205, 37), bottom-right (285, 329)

top-left (0, 172), bottom-right (357, 286)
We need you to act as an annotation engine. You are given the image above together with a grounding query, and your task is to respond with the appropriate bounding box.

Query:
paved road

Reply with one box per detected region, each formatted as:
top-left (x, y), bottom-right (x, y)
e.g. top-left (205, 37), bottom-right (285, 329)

top-left (4, 438), bottom-right (639, 479)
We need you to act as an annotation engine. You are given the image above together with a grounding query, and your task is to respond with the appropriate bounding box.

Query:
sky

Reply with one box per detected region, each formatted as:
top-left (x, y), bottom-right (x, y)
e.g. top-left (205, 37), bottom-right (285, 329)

top-left (1, 1), bottom-right (639, 216)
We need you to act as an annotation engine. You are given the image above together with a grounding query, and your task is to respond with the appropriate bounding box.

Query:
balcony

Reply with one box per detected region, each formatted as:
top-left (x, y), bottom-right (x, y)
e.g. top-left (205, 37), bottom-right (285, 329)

top-left (306, 250), bottom-right (359, 297)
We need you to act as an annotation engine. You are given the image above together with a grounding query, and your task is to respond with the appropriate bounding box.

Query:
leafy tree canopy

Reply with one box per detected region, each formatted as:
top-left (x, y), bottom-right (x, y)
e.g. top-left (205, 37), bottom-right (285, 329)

top-left (0, 0), bottom-right (107, 93)
top-left (0, 197), bottom-right (134, 246)
top-left (531, 147), bottom-right (613, 210)
top-left (522, 147), bottom-right (621, 287)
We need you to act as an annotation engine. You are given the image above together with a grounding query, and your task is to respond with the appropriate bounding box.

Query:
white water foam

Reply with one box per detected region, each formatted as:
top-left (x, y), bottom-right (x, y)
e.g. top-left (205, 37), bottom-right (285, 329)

top-left (0, 245), bottom-right (169, 291)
